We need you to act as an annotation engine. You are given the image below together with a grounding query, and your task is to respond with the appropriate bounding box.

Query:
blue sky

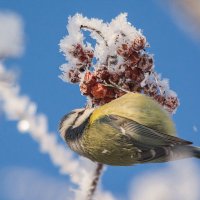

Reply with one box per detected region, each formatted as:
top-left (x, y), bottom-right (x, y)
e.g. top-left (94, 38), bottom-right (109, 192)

top-left (1, 0), bottom-right (200, 199)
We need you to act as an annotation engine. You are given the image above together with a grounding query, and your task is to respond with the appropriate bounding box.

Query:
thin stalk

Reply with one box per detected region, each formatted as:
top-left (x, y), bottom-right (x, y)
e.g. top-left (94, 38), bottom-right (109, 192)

top-left (86, 163), bottom-right (104, 200)
top-left (80, 25), bottom-right (108, 47)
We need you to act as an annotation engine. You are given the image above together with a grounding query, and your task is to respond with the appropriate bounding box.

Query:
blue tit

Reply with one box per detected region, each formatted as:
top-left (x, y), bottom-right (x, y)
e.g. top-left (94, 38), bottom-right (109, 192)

top-left (59, 93), bottom-right (200, 166)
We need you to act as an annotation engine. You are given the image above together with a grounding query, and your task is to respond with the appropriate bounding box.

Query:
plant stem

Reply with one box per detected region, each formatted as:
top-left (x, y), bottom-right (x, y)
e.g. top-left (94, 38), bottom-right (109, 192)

top-left (86, 163), bottom-right (104, 200)
top-left (80, 25), bottom-right (108, 47)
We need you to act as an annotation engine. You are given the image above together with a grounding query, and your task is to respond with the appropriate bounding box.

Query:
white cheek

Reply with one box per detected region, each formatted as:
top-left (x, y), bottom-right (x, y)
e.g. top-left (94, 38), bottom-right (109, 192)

top-left (72, 108), bottom-right (94, 128)
top-left (60, 113), bottom-right (79, 138)
top-left (60, 124), bottom-right (70, 139)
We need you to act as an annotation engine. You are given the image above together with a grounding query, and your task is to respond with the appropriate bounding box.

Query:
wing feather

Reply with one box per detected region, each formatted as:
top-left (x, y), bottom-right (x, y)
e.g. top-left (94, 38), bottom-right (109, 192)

top-left (98, 114), bottom-right (192, 163)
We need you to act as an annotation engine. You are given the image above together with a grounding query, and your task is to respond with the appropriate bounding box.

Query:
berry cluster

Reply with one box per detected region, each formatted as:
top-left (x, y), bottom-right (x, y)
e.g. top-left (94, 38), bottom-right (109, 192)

top-left (60, 14), bottom-right (179, 113)
top-left (67, 44), bottom-right (94, 83)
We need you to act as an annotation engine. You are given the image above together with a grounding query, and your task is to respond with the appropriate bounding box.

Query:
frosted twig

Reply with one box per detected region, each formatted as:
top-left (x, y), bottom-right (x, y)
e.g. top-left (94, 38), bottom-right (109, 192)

top-left (102, 80), bottom-right (131, 94)
top-left (80, 25), bottom-right (108, 47)
top-left (87, 163), bottom-right (104, 200)
top-left (152, 72), bottom-right (163, 95)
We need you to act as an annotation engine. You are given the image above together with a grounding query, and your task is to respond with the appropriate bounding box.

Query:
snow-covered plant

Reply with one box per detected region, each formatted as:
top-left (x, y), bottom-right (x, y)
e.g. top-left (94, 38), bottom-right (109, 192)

top-left (59, 13), bottom-right (181, 200)
top-left (60, 13), bottom-right (179, 113)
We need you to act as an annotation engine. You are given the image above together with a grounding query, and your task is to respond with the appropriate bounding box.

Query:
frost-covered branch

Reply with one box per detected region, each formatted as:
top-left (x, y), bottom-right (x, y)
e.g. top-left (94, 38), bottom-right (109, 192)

top-left (0, 11), bottom-right (115, 200)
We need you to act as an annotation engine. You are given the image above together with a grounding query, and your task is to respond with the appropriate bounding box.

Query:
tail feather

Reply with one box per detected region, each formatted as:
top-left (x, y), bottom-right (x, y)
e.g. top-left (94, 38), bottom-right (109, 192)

top-left (190, 146), bottom-right (200, 159)
top-left (137, 145), bottom-right (200, 163)
top-left (171, 145), bottom-right (200, 160)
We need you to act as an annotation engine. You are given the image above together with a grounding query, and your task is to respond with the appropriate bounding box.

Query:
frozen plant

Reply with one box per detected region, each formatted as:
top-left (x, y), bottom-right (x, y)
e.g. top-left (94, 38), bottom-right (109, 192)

top-left (59, 13), bottom-right (181, 200)
top-left (60, 13), bottom-right (179, 113)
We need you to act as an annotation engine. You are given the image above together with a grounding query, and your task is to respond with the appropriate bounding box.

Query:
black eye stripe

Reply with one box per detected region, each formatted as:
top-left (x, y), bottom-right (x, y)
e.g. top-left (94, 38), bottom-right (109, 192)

top-left (59, 110), bottom-right (84, 130)
top-left (59, 111), bottom-right (76, 130)
top-left (73, 110), bottom-right (85, 124)
top-left (62, 111), bottom-right (75, 121)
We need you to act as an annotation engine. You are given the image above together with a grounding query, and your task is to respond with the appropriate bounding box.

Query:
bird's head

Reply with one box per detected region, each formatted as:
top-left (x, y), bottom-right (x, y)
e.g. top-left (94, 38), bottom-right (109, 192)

top-left (59, 107), bottom-right (95, 141)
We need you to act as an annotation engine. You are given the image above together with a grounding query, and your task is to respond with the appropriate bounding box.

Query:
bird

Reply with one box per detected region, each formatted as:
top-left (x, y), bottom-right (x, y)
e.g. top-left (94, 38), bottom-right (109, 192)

top-left (59, 93), bottom-right (200, 166)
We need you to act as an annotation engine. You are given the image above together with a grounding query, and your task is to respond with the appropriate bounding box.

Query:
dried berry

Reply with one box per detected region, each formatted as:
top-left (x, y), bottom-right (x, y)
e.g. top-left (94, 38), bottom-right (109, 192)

top-left (132, 36), bottom-right (146, 51)
top-left (131, 67), bottom-right (145, 83)
top-left (69, 44), bottom-right (94, 71)
top-left (164, 96), bottom-right (179, 113)
top-left (84, 71), bottom-right (96, 85)
top-left (80, 83), bottom-right (90, 95)
top-left (138, 54), bottom-right (153, 72)
top-left (68, 69), bottom-right (81, 83)
top-left (95, 68), bottom-right (110, 80)
top-left (91, 83), bottom-right (108, 99)
top-left (127, 51), bottom-right (140, 66)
